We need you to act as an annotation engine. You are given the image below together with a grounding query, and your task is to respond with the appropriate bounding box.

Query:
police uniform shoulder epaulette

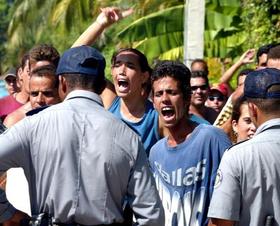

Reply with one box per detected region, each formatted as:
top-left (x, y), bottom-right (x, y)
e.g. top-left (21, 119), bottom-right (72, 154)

top-left (26, 105), bottom-right (50, 116)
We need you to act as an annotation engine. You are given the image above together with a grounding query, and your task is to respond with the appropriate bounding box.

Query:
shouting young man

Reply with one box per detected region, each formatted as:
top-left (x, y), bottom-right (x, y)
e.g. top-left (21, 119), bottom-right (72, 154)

top-left (149, 60), bottom-right (231, 226)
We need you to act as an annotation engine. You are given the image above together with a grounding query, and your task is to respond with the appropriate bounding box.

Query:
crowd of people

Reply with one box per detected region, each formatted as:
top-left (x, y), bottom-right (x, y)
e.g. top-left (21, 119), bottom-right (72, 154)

top-left (0, 6), bottom-right (280, 226)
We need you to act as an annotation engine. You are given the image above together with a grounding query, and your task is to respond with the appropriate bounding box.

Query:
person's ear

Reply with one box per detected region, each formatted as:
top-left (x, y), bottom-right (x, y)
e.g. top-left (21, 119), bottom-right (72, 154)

top-left (141, 71), bottom-right (149, 84)
top-left (232, 120), bottom-right (238, 134)
top-left (248, 102), bottom-right (257, 119)
top-left (17, 68), bottom-right (23, 81)
top-left (58, 76), bottom-right (67, 100)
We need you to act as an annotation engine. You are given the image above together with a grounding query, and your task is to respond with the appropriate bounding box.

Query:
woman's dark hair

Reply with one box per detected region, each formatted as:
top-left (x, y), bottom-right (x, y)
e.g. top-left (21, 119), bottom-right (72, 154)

top-left (232, 96), bottom-right (248, 122)
top-left (111, 48), bottom-right (152, 74)
top-left (111, 48), bottom-right (152, 95)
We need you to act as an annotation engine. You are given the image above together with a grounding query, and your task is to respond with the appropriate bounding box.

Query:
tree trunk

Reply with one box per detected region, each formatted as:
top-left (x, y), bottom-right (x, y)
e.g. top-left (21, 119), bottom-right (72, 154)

top-left (184, 0), bottom-right (205, 68)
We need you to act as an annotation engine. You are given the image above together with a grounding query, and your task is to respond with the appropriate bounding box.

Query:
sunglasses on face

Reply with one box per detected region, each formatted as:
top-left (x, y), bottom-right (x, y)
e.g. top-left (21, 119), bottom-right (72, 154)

top-left (208, 96), bottom-right (224, 101)
top-left (191, 84), bottom-right (208, 92)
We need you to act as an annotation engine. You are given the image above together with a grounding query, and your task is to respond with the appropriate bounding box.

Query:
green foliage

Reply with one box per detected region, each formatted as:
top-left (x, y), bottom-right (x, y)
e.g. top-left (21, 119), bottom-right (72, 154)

top-left (241, 0), bottom-right (280, 48)
top-left (1, 0), bottom-right (279, 82)
top-left (5, 0), bottom-right (97, 68)
top-left (118, 1), bottom-right (244, 64)
top-left (0, 0), bottom-right (13, 72)
top-left (118, 5), bottom-right (184, 64)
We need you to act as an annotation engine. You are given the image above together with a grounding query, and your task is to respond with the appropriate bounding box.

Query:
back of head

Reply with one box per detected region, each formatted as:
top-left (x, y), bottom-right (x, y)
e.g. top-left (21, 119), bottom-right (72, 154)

top-left (244, 68), bottom-right (280, 114)
top-left (56, 45), bottom-right (106, 94)
top-left (151, 60), bottom-right (191, 100)
top-left (267, 44), bottom-right (280, 60)
top-left (267, 44), bottom-right (280, 69)
top-left (256, 43), bottom-right (279, 68)
top-left (29, 44), bottom-right (60, 68)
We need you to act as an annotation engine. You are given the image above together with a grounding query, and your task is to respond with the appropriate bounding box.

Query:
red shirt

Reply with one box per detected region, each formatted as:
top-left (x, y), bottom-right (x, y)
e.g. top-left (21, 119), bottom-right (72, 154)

top-left (0, 95), bottom-right (23, 121)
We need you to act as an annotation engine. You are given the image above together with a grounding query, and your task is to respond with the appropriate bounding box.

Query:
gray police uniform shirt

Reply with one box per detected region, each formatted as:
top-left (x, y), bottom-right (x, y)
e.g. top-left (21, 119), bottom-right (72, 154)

top-left (208, 118), bottom-right (280, 226)
top-left (0, 90), bottom-right (164, 226)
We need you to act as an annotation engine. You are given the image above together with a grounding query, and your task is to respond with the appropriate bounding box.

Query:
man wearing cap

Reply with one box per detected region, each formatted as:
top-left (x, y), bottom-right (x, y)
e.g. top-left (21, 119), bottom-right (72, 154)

top-left (206, 83), bottom-right (229, 114)
top-left (0, 55), bottom-right (30, 121)
top-left (208, 68), bottom-right (280, 226)
top-left (0, 67), bottom-right (23, 121)
top-left (0, 45), bottom-right (164, 226)
top-left (0, 67), bottom-right (19, 95)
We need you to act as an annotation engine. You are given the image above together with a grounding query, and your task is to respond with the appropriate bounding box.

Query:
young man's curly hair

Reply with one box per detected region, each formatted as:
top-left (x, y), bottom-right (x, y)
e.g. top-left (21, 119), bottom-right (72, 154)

top-left (29, 44), bottom-right (60, 68)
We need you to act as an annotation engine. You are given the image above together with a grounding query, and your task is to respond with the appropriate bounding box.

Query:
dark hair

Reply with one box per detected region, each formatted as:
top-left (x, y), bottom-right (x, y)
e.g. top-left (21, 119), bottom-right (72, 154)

top-left (111, 48), bottom-right (152, 74)
top-left (247, 97), bottom-right (280, 115)
top-left (31, 64), bottom-right (58, 88)
top-left (111, 47), bottom-right (152, 96)
top-left (256, 43), bottom-right (278, 64)
top-left (151, 60), bottom-right (191, 100)
top-left (29, 44), bottom-right (60, 68)
top-left (236, 68), bottom-right (254, 86)
top-left (191, 70), bottom-right (210, 87)
top-left (267, 44), bottom-right (280, 60)
top-left (20, 53), bottom-right (30, 69)
top-left (232, 96), bottom-right (248, 122)
top-left (246, 84), bottom-right (280, 114)
top-left (62, 73), bottom-right (106, 95)
top-left (191, 59), bottom-right (209, 76)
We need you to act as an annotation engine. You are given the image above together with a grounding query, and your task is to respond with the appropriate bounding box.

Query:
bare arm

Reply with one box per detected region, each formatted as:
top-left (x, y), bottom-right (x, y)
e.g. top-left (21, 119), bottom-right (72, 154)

top-left (72, 7), bottom-right (133, 47)
top-left (208, 218), bottom-right (235, 226)
top-left (100, 79), bottom-right (117, 109)
top-left (220, 49), bottom-right (255, 85)
top-left (3, 102), bottom-right (31, 128)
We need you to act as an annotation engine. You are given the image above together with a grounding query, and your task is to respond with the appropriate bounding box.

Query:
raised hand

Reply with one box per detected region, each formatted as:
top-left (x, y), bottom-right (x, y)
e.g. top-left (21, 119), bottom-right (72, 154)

top-left (96, 7), bottom-right (134, 28)
top-left (72, 6), bottom-right (133, 47)
top-left (240, 49), bottom-right (255, 65)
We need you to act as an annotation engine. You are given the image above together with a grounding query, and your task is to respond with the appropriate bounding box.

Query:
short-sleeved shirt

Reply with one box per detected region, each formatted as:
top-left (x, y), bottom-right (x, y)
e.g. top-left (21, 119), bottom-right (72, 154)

top-left (189, 114), bottom-right (211, 125)
top-left (0, 95), bottom-right (23, 121)
top-left (208, 118), bottom-right (280, 226)
top-left (149, 124), bottom-right (231, 226)
top-left (0, 90), bottom-right (164, 225)
top-left (109, 97), bottom-right (160, 155)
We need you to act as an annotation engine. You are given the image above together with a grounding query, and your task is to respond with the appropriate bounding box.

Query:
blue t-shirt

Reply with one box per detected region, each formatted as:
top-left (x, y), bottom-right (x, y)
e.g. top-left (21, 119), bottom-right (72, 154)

top-left (149, 124), bottom-right (231, 226)
top-left (189, 114), bottom-right (210, 125)
top-left (108, 97), bottom-right (160, 156)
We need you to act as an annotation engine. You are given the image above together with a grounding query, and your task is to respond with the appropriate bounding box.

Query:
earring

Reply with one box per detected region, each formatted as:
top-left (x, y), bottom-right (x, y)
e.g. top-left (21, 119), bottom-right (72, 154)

top-left (233, 129), bottom-right (238, 137)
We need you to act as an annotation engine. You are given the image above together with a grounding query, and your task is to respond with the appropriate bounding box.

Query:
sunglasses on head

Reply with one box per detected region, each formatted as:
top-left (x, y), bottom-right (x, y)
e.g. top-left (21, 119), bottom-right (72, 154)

top-left (208, 96), bottom-right (224, 101)
top-left (190, 84), bottom-right (208, 92)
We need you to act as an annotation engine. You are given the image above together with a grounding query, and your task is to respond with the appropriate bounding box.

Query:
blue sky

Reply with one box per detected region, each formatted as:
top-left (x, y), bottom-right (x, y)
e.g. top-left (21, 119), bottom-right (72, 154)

top-left (0, 80), bottom-right (8, 98)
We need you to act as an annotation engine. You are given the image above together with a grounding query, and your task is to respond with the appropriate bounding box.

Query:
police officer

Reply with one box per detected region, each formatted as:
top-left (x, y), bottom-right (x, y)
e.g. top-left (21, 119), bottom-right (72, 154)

top-left (0, 46), bottom-right (164, 226)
